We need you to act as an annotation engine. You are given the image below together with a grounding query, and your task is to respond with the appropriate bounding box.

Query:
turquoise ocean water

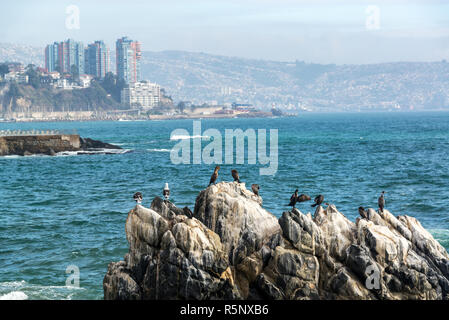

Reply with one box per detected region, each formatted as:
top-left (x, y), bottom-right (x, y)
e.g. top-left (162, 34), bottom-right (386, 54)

top-left (0, 112), bottom-right (448, 299)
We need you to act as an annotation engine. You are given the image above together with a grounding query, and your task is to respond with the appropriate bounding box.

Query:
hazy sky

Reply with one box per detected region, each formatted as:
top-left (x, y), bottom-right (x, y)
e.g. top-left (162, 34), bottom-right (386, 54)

top-left (1, 0), bottom-right (448, 64)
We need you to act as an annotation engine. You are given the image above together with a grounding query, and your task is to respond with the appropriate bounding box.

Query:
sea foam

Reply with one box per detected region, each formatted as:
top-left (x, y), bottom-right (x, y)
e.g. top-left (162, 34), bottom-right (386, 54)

top-left (0, 291), bottom-right (28, 300)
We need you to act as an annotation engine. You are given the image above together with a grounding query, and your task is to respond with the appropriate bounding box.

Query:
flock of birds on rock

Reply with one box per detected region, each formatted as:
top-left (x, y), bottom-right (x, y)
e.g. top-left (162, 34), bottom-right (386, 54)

top-left (133, 167), bottom-right (387, 217)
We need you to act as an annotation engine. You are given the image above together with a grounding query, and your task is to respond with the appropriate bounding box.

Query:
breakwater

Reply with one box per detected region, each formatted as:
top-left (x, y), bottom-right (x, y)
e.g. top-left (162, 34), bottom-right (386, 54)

top-left (0, 133), bottom-right (81, 156)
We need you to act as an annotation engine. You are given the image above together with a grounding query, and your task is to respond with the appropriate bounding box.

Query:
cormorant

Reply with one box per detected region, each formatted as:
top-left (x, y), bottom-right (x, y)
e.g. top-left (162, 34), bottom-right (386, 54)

top-left (209, 166), bottom-right (220, 186)
top-left (358, 206), bottom-right (368, 219)
top-left (311, 195), bottom-right (324, 207)
top-left (251, 184), bottom-right (260, 196)
top-left (297, 194), bottom-right (312, 203)
top-left (231, 169), bottom-right (241, 183)
top-left (287, 190), bottom-right (311, 208)
top-left (378, 191), bottom-right (385, 213)
top-left (163, 183), bottom-right (170, 200)
top-left (133, 192), bottom-right (143, 204)
top-left (288, 189), bottom-right (299, 208)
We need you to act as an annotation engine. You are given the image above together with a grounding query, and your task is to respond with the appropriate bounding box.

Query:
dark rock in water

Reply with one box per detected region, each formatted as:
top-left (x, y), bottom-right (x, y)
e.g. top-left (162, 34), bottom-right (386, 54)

top-left (103, 182), bottom-right (449, 300)
top-left (79, 137), bottom-right (121, 150)
top-left (0, 134), bottom-right (121, 156)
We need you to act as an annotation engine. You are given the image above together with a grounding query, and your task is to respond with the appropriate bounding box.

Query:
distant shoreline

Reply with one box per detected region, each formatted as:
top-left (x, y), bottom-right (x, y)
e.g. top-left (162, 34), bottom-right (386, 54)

top-left (0, 110), bottom-right (298, 123)
top-left (2, 109), bottom-right (449, 123)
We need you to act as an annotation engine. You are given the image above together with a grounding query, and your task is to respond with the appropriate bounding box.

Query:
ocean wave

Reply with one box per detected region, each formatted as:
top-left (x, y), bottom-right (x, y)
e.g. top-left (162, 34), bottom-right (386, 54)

top-left (0, 280), bottom-right (85, 300)
top-left (0, 291), bottom-right (28, 300)
top-left (56, 149), bottom-right (132, 156)
top-left (147, 148), bottom-right (171, 152)
top-left (0, 149), bottom-right (132, 159)
top-left (170, 135), bottom-right (210, 140)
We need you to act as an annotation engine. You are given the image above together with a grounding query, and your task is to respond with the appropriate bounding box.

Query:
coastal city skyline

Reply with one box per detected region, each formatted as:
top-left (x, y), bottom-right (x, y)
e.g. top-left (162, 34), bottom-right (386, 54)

top-left (0, 1), bottom-right (448, 118)
top-left (44, 37), bottom-right (141, 83)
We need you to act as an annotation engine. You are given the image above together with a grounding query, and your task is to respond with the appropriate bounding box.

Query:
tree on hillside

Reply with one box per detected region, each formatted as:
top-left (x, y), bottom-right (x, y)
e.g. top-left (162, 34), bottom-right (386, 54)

top-left (0, 64), bottom-right (9, 78)
top-left (100, 72), bottom-right (126, 102)
top-left (177, 101), bottom-right (186, 113)
top-left (26, 64), bottom-right (40, 89)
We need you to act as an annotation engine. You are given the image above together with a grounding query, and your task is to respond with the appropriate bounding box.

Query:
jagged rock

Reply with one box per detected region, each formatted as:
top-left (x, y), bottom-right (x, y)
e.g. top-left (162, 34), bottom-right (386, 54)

top-left (79, 137), bottom-right (121, 150)
top-left (104, 182), bottom-right (449, 300)
top-left (103, 203), bottom-right (239, 300)
top-left (193, 182), bottom-right (280, 297)
top-left (194, 182), bottom-right (279, 264)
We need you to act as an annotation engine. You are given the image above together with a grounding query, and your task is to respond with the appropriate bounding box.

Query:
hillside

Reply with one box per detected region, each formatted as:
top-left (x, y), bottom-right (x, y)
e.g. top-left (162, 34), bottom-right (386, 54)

top-left (2, 43), bottom-right (449, 111)
top-left (140, 51), bottom-right (449, 111)
top-left (0, 81), bottom-right (120, 114)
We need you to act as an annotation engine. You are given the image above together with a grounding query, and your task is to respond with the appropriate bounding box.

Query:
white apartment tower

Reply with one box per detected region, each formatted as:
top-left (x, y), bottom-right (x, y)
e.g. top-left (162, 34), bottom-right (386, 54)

top-left (121, 81), bottom-right (161, 109)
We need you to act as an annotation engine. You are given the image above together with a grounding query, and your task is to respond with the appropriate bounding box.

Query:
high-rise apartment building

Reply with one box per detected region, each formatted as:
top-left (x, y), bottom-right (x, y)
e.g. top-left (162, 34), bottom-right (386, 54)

top-left (44, 39), bottom-right (84, 75)
top-left (121, 81), bottom-right (161, 109)
top-left (44, 42), bottom-right (59, 73)
top-left (85, 41), bottom-right (110, 79)
top-left (116, 37), bottom-right (141, 84)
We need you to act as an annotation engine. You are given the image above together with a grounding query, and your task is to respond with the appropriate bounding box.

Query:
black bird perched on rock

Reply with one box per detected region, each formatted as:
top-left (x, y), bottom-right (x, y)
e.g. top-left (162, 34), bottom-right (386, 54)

top-left (358, 206), bottom-right (368, 219)
top-left (133, 192), bottom-right (143, 204)
top-left (288, 189), bottom-right (299, 208)
top-left (288, 189), bottom-right (312, 208)
top-left (378, 191), bottom-right (386, 213)
top-left (288, 190), bottom-right (311, 208)
top-left (231, 169), bottom-right (241, 183)
top-left (209, 166), bottom-right (220, 186)
top-left (311, 195), bottom-right (324, 208)
top-left (297, 194), bottom-right (312, 203)
top-left (251, 184), bottom-right (260, 196)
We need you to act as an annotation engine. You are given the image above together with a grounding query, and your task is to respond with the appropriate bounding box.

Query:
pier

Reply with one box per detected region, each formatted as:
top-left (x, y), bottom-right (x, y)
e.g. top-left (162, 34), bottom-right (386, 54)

top-left (0, 129), bottom-right (77, 136)
top-left (0, 131), bottom-right (81, 156)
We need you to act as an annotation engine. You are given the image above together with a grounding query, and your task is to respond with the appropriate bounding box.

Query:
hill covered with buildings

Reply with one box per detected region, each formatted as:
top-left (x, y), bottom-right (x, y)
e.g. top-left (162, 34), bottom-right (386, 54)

top-left (1, 42), bottom-right (449, 113)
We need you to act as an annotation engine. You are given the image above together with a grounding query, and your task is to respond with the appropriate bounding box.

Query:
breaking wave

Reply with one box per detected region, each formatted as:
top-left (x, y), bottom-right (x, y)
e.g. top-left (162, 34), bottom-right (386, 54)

top-left (0, 280), bottom-right (85, 300)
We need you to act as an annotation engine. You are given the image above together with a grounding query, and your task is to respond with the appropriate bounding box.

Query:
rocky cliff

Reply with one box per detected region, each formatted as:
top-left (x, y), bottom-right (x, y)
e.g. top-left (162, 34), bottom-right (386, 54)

top-left (103, 182), bottom-right (449, 300)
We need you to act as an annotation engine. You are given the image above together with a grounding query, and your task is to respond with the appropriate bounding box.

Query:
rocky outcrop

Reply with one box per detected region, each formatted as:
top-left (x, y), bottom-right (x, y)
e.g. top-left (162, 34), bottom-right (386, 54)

top-left (0, 134), bottom-right (81, 156)
top-left (103, 197), bottom-right (238, 300)
top-left (104, 182), bottom-right (449, 300)
top-left (79, 137), bottom-right (121, 150)
top-left (0, 134), bottom-right (121, 156)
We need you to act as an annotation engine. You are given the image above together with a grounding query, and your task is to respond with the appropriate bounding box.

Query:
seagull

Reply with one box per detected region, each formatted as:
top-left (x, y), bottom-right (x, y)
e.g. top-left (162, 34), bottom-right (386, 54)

top-left (133, 192), bottom-right (143, 204)
top-left (163, 183), bottom-right (170, 200)
top-left (231, 169), bottom-right (241, 183)
top-left (209, 166), bottom-right (220, 186)
top-left (378, 191), bottom-right (386, 213)
top-left (311, 195), bottom-right (324, 208)
top-left (251, 184), bottom-right (260, 196)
